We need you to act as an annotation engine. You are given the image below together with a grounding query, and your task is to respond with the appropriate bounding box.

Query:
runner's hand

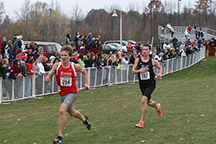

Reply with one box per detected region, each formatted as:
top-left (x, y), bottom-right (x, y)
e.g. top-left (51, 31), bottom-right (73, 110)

top-left (45, 76), bottom-right (51, 83)
top-left (139, 68), bottom-right (146, 73)
top-left (156, 73), bottom-right (161, 78)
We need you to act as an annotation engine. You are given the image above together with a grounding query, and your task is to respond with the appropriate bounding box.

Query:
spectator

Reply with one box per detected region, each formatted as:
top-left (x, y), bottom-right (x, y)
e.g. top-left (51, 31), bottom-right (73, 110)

top-left (181, 47), bottom-right (187, 57)
top-left (17, 36), bottom-right (22, 49)
top-left (15, 48), bottom-right (23, 59)
top-left (91, 39), bottom-right (100, 55)
top-left (52, 58), bottom-right (60, 67)
top-left (78, 54), bottom-right (85, 68)
top-left (33, 58), bottom-right (40, 75)
top-left (103, 53), bottom-right (108, 66)
top-left (162, 22), bottom-right (166, 34)
top-left (12, 33), bottom-right (18, 58)
top-left (77, 35), bottom-right (84, 51)
top-left (162, 52), bottom-right (169, 62)
top-left (28, 42), bottom-right (35, 58)
top-left (200, 30), bottom-right (204, 40)
top-left (0, 33), bottom-right (2, 58)
top-left (185, 39), bottom-right (191, 46)
top-left (25, 49), bottom-right (33, 61)
top-left (0, 59), bottom-right (5, 79)
top-left (73, 31), bottom-right (80, 50)
top-left (162, 40), bottom-right (168, 53)
top-left (26, 58), bottom-right (35, 97)
top-left (135, 42), bottom-right (141, 53)
top-left (188, 25), bottom-right (192, 34)
top-left (39, 47), bottom-right (48, 62)
top-left (26, 58), bottom-right (35, 77)
top-left (10, 58), bottom-right (22, 77)
top-left (194, 24), bottom-right (198, 39)
top-left (1, 36), bottom-right (7, 58)
top-left (96, 56), bottom-right (104, 68)
top-left (20, 55), bottom-right (29, 77)
top-left (84, 55), bottom-right (91, 68)
top-left (121, 54), bottom-right (129, 65)
top-left (33, 43), bottom-right (39, 59)
top-left (66, 33), bottom-right (72, 46)
top-left (70, 53), bottom-right (78, 63)
top-left (129, 53), bottom-right (136, 64)
top-left (89, 54), bottom-right (96, 67)
top-left (175, 45), bottom-right (180, 57)
top-left (172, 36), bottom-right (178, 48)
top-left (2, 58), bottom-right (10, 76)
top-left (108, 54), bottom-right (117, 66)
top-left (169, 48), bottom-right (176, 59)
top-left (167, 23), bottom-right (171, 32)
top-left (37, 57), bottom-right (45, 75)
top-left (184, 29), bottom-right (189, 41)
top-left (79, 43), bottom-right (86, 55)
top-left (41, 56), bottom-right (51, 71)
top-left (87, 33), bottom-right (94, 51)
top-left (154, 49), bottom-right (162, 62)
top-left (179, 41), bottom-right (185, 51)
top-left (171, 27), bottom-right (174, 38)
top-left (126, 41), bottom-right (132, 54)
top-left (5, 40), bottom-right (13, 62)
top-left (49, 52), bottom-right (57, 65)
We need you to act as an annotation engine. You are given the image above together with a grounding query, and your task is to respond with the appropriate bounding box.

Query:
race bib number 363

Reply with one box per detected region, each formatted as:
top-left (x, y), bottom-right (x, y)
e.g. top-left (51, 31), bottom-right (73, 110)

top-left (60, 78), bottom-right (72, 86)
top-left (140, 72), bottom-right (150, 80)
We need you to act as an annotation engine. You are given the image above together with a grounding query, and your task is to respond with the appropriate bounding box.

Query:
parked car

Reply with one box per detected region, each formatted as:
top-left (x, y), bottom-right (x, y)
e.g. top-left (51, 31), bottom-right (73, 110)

top-left (101, 44), bottom-right (117, 53)
top-left (104, 40), bottom-right (128, 47)
top-left (24, 41), bottom-right (62, 58)
top-left (104, 40), bottom-right (136, 50)
top-left (107, 43), bottom-right (127, 53)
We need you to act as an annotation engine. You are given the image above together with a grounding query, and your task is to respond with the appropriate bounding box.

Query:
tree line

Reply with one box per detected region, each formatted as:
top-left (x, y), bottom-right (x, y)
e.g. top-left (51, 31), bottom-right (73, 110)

top-left (0, 0), bottom-right (215, 45)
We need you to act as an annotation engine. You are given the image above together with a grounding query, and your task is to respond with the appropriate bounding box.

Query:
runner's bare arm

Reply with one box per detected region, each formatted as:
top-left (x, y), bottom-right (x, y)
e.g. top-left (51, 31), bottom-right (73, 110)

top-left (45, 63), bottom-right (58, 83)
top-left (75, 64), bottom-right (89, 89)
top-left (152, 59), bottom-right (162, 78)
top-left (132, 58), bottom-right (146, 74)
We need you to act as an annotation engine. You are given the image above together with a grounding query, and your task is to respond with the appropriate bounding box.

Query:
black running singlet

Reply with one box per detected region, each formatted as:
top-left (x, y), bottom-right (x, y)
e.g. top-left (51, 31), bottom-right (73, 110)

top-left (137, 57), bottom-right (155, 85)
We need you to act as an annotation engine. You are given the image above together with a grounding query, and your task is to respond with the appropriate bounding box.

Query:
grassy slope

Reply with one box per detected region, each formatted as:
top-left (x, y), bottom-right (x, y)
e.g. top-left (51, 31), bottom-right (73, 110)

top-left (0, 58), bottom-right (216, 144)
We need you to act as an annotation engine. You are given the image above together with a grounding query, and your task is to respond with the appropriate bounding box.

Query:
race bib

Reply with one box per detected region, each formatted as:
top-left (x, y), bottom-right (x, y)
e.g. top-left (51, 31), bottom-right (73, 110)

top-left (140, 72), bottom-right (150, 80)
top-left (60, 78), bottom-right (72, 86)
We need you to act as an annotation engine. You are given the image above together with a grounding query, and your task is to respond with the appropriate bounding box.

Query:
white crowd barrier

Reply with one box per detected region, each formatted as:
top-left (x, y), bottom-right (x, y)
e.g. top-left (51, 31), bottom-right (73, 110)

top-left (0, 47), bottom-right (206, 103)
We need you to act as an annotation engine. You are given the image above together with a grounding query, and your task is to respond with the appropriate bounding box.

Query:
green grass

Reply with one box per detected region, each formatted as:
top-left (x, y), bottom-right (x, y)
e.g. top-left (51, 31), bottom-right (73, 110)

top-left (1, 57), bottom-right (216, 144)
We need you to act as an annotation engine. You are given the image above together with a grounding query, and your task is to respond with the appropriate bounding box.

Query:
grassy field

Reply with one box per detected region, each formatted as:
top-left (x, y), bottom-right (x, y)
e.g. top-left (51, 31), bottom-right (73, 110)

top-left (0, 57), bottom-right (216, 144)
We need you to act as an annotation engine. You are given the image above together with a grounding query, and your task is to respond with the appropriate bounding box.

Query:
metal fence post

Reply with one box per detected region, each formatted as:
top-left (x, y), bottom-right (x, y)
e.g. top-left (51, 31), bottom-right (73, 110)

top-left (0, 77), bottom-right (2, 103)
top-left (32, 74), bottom-right (36, 98)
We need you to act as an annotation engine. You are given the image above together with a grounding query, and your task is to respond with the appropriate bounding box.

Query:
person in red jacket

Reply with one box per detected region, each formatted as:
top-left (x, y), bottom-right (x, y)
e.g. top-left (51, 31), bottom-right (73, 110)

top-left (188, 25), bottom-right (192, 34)
top-left (10, 58), bottom-right (22, 77)
top-left (39, 47), bottom-right (48, 62)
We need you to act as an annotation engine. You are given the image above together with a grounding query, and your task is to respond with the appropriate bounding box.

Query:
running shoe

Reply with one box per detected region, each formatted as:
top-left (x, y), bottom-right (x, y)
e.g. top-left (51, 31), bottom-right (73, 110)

top-left (135, 121), bottom-right (144, 128)
top-left (83, 115), bottom-right (91, 130)
top-left (156, 103), bottom-right (162, 117)
top-left (53, 136), bottom-right (63, 144)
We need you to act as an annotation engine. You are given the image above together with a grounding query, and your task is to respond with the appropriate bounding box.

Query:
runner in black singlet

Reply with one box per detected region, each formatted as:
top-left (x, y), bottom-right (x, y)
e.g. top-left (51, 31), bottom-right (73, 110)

top-left (132, 44), bottom-right (163, 128)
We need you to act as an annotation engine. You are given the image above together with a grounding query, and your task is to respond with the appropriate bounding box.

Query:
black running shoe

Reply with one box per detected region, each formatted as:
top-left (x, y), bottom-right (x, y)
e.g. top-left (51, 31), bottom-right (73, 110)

top-left (83, 115), bottom-right (91, 130)
top-left (53, 136), bottom-right (63, 144)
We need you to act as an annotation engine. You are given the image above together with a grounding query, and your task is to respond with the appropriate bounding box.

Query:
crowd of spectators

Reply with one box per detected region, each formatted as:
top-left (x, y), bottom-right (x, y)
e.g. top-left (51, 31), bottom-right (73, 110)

top-left (0, 28), bottom-right (215, 82)
top-left (0, 33), bottom-right (53, 81)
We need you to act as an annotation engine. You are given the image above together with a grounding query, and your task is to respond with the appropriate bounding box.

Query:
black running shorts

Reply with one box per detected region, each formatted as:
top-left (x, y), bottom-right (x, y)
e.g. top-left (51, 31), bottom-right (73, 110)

top-left (139, 80), bottom-right (156, 101)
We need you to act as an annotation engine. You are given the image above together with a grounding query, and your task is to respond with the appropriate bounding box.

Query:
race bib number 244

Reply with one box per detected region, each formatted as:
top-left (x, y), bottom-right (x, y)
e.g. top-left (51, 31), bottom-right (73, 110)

top-left (60, 78), bottom-right (72, 86)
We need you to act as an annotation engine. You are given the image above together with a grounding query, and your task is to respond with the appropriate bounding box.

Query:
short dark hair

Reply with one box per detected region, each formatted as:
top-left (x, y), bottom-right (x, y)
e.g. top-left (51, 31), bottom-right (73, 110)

top-left (143, 44), bottom-right (151, 50)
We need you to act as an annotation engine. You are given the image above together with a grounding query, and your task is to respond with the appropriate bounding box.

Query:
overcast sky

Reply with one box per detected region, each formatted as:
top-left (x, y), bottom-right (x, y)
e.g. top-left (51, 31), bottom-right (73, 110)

top-left (3, 0), bottom-right (196, 19)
